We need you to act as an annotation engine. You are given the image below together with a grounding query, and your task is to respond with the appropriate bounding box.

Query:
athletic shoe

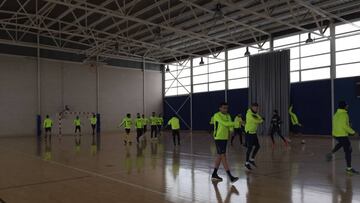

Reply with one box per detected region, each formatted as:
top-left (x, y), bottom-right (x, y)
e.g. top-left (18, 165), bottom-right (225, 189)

top-left (346, 168), bottom-right (360, 175)
top-left (230, 176), bottom-right (239, 183)
top-left (326, 153), bottom-right (333, 162)
top-left (211, 174), bottom-right (223, 182)
top-left (230, 185), bottom-right (239, 195)
top-left (245, 163), bottom-right (252, 170)
top-left (249, 160), bottom-right (257, 168)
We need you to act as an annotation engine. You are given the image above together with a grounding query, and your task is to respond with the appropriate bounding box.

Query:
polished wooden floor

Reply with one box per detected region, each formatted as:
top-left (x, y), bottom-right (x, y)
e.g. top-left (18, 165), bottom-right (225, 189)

top-left (0, 131), bottom-right (359, 203)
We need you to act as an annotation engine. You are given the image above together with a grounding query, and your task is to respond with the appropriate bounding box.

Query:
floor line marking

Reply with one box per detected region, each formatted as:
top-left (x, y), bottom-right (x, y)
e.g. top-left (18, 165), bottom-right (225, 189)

top-left (0, 145), bottom-right (192, 203)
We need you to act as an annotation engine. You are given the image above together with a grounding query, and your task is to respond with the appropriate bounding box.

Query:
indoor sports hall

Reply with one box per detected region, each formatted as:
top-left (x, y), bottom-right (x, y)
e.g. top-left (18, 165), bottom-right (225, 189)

top-left (0, 0), bottom-right (360, 202)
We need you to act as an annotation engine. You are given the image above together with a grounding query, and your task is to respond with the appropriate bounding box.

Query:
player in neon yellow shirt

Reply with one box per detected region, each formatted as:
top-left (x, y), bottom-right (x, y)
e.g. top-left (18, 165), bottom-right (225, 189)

top-left (211, 102), bottom-right (239, 183)
top-left (327, 101), bottom-right (359, 175)
top-left (142, 114), bottom-right (149, 135)
top-left (167, 116), bottom-right (181, 146)
top-left (150, 112), bottom-right (158, 139)
top-left (90, 114), bottom-right (97, 135)
top-left (43, 115), bottom-right (53, 139)
top-left (119, 113), bottom-right (133, 145)
top-left (157, 113), bottom-right (164, 135)
top-left (244, 103), bottom-right (264, 170)
top-left (74, 116), bottom-right (82, 136)
top-left (231, 114), bottom-right (245, 146)
top-left (135, 113), bottom-right (144, 144)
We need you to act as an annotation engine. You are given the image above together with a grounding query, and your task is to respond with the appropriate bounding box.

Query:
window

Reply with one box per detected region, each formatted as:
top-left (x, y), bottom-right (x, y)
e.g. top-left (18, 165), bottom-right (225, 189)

top-left (209, 81), bottom-right (225, 91)
top-left (290, 71), bottom-right (300, 83)
top-left (335, 21), bottom-right (360, 78)
top-left (228, 68), bottom-right (247, 79)
top-left (191, 52), bottom-right (226, 93)
top-left (228, 78), bottom-right (248, 89)
top-left (301, 67), bottom-right (330, 82)
top-left (336, 63), bottom-right (360, 78)
top-left (274, 30), bottom-right (330, 82)
top-left (301, 54), bottom-right (330, 70)
top-left (193, 84), bottom-right (207, 93)
top-left (164, 60), bottom-right (191, 96)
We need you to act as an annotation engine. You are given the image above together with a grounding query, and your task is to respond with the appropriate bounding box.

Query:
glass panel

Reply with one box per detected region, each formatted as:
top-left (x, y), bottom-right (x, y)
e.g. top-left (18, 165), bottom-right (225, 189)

top-left (301, 40), bottom-right (330, 57)
top-left (209, 62), bottom-right (225, 73)
top-left (228, 78), bottom-right (248, 89)
top-left (336, 49), bottom-right (360, 65)
top-left (165, 88), bottom-right (177, 96)
top-left (336, 20), bottom-right (360, 35)
top-left (193, 65), bottom-right (208, 75)
top-left (178, 86), bottom-right (191, 95)
top-left (177, 77), bottom-right (191, 86)
top-left (165, 80), bottom-right (175, 88)
top-left (290, 59), bottom-right (300, 71)
top-left (228, 68), bottom-right (248, 79)
top-left (209, 81), bottom-right (225, 91)
top-left (290, 71), bottom-right (300, 83)
top-left (336, 63), bottom-right (360, 78)
top-left (165, 72), bottom-right (172, 80)
top-left (301, 54), bottom-right (330, 69)
top-left (193, 84), bottom-right (208, 93)
top-left (228, 57), bottom-right (248, 69)
top-left (209, 71), bottom-right (225, 82)
top-left (193, 74), bottom-right (208, 84)
top-left (178, 68), bottom-right (190, 78)
top-left (336, 34), bottom-right (360, 51)
top-left (228, 47), bottom-right (246, 59)
top-left (301, 67), bottom-right (330, 82)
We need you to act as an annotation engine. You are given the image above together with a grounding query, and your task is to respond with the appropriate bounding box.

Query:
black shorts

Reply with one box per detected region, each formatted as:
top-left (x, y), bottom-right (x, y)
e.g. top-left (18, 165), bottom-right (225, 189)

top-left (215, 140), bottom-right (228, 154)
top-left (75, 126), bottom-right (81, 132)
top-left (91, 124), bottom-right (96, 129)
top-left (172, 129), bottom-right (180, 136)
top-left (45, 128), bottom-right (51, 132)
top-left (246, 133), bottom-right (259, 147)
top-left (125, 129), bottom-right (130, 134)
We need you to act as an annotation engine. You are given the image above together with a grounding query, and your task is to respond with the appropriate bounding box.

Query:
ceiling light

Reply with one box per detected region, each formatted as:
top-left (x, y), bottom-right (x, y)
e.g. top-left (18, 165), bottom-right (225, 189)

top-left (199, 57), bottom-right (205, 65)
top-left (244, 47), bottom-right (250, 56)
top-left (305, 33), bottom-right (314, 43)
top-left (165, 65), bottom-right (170, 72)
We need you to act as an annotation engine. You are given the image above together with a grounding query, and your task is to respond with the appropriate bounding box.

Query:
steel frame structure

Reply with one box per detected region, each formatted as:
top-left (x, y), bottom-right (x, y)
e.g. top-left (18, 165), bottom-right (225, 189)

top-left (0, 0), bottom-right (359, 64)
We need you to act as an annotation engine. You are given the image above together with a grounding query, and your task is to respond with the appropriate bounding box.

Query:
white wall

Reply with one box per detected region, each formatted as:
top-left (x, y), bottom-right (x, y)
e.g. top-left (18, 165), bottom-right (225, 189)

top-left (0, 54), bottom-right (163, 136)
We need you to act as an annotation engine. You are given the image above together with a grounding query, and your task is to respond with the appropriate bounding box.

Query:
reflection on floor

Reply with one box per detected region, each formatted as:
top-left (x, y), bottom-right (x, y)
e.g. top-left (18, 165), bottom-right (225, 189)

top-left (0, 131), bottom-right (359, 203)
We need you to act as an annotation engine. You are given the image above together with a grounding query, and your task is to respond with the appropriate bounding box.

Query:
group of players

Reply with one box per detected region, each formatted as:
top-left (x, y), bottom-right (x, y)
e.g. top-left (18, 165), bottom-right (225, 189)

top-left (210, 100), bottom-right (359, 184)
top-left (42, 112), bottom-right (181, 146)
top-left (42, 99), bottom-right (359, 183)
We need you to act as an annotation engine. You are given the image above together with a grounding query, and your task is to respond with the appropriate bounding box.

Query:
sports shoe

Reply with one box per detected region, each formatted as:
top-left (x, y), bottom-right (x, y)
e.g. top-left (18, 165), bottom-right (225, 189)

top-left (326, 153), bottom-right (333, 162)
top-left (245, 163), bottom-right (252, 170)
top-left (211, 174), bottom-right (223, 182)
top-left (346, 168), bottom-right (360, 175)
top-left (230, 176), bottom-right (239, 183)
top-left (249, 160), bottom-right (257, 168)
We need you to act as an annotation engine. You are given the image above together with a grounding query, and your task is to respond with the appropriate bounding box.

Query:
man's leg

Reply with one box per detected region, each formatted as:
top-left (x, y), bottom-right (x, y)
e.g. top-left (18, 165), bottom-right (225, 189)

top-left (238, 129), bottom-right (243, 144)
top-left (177, 130), bottom-right (180, 145)
top-left (251, 135), bottom-right (260, 160)
top-left (342, 138), bottom-right (352, 169)
top-left (151, 126), bottom-right (154, 138)
top-left (172, 130), bottom-right (176, 146)
top-left (220, 153), bottom-right (238, 182)
top-left (270, 128), bottom-right (275, 145)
